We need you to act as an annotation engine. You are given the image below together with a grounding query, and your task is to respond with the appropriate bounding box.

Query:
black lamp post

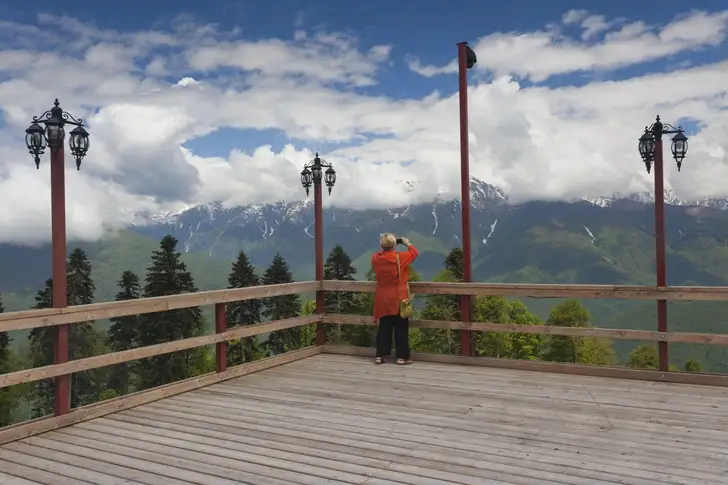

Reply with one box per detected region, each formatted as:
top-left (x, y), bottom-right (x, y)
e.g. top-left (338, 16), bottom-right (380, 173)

top-left (637, 115), bottom-right (688, 372)
top-left (300, 153), bottom-right (336, 346)
top-left (23, 99), bottom-right (90, 416)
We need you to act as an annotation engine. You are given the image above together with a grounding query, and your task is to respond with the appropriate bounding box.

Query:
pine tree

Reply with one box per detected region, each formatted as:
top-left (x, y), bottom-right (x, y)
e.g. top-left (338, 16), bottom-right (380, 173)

top-left (137, 235), bottom-right (205, 388)
top-left (324, 245), bottom-right (360, 314)
top-left (106, 271), bottom-right (142, 395)
top-left (28, 279), bottom-right (54, 417)
top-left (65, 248), bottom-right (104, 408)
top-left (262, 254), bottom-right (301, 355)
top-left (444, 248), bottom-right (464, 281)
top-left (226, 250), bottom-right (262, 365)
top-left (418, 249), bottom-right (466, 354)
top-left (323, 245), bottom-right (363, 344)
top-left (27, 248), bottom-right (103, 416)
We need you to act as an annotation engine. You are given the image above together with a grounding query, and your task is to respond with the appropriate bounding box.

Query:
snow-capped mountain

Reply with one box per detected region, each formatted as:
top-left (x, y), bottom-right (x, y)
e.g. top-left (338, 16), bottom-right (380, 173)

top-left (130, 177), bottom-right (728, 278)
top-left (580, 189), bottom-right (728, 209)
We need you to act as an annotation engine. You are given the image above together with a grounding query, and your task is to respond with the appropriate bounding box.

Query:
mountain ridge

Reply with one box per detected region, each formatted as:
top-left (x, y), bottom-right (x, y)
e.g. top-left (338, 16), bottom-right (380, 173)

top-left (134, 177), bottom-right (728, 233)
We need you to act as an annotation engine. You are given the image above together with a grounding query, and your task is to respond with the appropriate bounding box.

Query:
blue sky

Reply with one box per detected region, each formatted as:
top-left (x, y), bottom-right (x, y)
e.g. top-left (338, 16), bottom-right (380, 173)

top-left (0, 0), bottom-right (727, 242)
top-left (1, 0), bottom-right (723, 158)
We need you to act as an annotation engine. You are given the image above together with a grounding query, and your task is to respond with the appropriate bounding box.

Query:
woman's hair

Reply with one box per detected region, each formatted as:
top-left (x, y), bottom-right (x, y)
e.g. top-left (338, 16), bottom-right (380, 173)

top-left (380, 232), bottom-right (396, 249)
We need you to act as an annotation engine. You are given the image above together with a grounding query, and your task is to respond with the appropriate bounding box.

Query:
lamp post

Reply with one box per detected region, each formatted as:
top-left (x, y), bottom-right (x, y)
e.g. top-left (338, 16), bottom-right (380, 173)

top-left (301, 153), bottom-right (336, 346)
top-left (25, 99), bottom-right (90, 416)
top-left (457, 42), bottom-right (477, 357)
top-left (638, 115), bottom-right (688, 372)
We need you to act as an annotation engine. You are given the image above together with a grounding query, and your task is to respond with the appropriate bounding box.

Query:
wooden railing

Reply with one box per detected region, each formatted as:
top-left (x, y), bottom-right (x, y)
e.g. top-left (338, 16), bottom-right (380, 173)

top-left (322, 280), bottom-right (728, 387)
top-left (1, 279), bottom-right (728, 444)
top-left (322, 281), bottom-right (728, 345)
top-left (0, 281), bottom-right (322, 444)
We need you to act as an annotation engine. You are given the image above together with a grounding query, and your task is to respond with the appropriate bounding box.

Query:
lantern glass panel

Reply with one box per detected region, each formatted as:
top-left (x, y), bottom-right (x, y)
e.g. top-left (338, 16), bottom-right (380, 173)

top-left (311, 166), bottom-right (322, 183)
top-left (671, 132), bottom-right (688, 163)
top-left (45, 123), bottom-right (65, 146)
top-left (69, 126), bottom-right (90, 155)
top-left (324, 167), bottom-right (336, 187)
top-left (638, 133), bottom-right (655, 162)
top-left (25, 123), bottom-right (47, 153)
top-left (300, 168), bottom-right (312, 187)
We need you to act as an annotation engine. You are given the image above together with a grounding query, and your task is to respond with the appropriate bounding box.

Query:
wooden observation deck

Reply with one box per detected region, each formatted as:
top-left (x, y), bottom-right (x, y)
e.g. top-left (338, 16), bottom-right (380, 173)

top-left (1, 280), bottom-right (728, 484)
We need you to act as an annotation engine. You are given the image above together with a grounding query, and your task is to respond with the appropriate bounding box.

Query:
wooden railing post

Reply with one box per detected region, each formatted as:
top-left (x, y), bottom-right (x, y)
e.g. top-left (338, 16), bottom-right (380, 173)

top-left (459, 295), bottom-right (473, 357)
top-left (215, 303), bottom-right (227, 373)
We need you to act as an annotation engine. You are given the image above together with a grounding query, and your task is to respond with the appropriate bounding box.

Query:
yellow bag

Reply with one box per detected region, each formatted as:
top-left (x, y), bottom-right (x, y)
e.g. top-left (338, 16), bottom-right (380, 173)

top-left (396, 253), bottom-right (414, 318)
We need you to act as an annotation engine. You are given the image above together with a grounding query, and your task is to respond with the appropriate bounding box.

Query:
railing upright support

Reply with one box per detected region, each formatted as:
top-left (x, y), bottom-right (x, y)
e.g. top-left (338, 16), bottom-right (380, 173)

top-left (215, 303), bottom-right (227, 373)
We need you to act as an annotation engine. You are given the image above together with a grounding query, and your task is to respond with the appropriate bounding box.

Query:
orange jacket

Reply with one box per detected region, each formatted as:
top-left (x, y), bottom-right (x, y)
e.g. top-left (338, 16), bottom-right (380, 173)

top-left (371, 244), bottom-right (419, 321)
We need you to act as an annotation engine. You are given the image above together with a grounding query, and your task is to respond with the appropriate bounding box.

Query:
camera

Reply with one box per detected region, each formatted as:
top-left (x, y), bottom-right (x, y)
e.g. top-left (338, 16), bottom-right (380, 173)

top-left (396, 238), bottom-right (403, 245)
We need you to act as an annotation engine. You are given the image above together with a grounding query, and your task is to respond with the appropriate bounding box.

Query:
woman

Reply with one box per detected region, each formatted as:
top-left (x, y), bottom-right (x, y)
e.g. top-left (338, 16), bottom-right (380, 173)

top-left (371, 233), bottom-right (419, 365)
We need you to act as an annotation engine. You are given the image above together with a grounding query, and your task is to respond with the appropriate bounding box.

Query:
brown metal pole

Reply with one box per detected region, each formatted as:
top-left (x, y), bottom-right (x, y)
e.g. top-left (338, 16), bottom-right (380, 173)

top-left (314, 180), bottom-right (326, 346)
top-left (50, 146), bottom-right (69, 416)
top-left (457, 42), bottom-right (473, 357)
top-left (653, 137), bottom-right (668, 371)
top-left (215, 303), bottom-right (227, 373)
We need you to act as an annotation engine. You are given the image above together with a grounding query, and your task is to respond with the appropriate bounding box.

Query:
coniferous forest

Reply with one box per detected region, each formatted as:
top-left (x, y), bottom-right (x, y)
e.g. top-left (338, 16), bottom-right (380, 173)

top-left (0, 237), bottom-right (706, 427)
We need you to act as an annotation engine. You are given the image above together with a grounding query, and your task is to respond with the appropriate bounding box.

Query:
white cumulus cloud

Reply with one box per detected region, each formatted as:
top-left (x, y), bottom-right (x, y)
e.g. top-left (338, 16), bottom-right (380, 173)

top-left (0, 10), bottom-right (726, 245)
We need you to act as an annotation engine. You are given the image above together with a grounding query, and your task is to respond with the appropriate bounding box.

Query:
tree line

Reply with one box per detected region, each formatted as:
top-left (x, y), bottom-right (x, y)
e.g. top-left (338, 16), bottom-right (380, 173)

top-left (0, 240), bottom-right (705, 426)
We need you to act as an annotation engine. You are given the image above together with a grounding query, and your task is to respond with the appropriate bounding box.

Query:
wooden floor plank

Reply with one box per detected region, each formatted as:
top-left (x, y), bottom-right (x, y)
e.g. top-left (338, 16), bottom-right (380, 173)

top-left (204, 380), bottom-right (728, 446)
top-left (0, 471), bottom-right (45, 485)
top-left (125, 403), bottom-right (722, 483)
top-left (1, 354), bottom-right (727, 485)
top-left (3, 439), bottom-right (194, 485)
top-left (112, 406), bottom-right (690, 485)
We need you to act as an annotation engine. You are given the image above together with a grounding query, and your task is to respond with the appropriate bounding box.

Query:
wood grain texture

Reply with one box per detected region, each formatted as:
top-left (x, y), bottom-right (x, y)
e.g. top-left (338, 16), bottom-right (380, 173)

top-left (323, 279), bottom-right (728, 300)
top-left (1, 353), bottom-right (725, 484)
top-left (0, 315), bottom-right (319, 389)
top-left (323, 314), bottom-right (728, 345)
top-left (0, 346), bottom-right (321, 446)
top-left (324, 344), bottom-right (728, 387)
top-left (0, 281), bottom-right (318, 332)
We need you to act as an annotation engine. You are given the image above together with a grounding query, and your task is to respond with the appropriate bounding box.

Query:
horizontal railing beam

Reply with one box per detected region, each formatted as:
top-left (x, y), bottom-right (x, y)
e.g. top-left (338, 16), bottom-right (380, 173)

top-left (0, 281), bottom-right (319, 332)
top-left (0, 315), bottom-right (320, 389)
top-left (322, 314), bottom-right (728, 345)
top-left (0, 346), bottom-right (322, 445)
top-left (322, 280), bottom-right (728, 301)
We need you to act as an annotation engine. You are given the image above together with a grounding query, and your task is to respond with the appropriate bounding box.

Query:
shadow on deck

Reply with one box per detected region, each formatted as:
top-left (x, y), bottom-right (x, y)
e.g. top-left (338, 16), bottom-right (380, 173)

top-left (1, 353), bottom-right (727, 485)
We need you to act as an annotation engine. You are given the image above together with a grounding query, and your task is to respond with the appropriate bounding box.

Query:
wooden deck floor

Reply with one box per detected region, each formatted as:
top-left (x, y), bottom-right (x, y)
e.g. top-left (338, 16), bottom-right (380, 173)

top-left (1, 354), bottom-right (727, 485)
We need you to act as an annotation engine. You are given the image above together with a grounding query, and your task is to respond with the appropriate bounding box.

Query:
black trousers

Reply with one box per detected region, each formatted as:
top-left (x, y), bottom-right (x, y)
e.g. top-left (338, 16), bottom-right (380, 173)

top-left (376, 315), bottom-right (410, 360)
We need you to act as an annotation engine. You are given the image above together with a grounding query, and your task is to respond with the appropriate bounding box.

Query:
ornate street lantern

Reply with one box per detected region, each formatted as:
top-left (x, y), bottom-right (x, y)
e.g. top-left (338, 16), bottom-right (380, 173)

top-left (324, 166), bottom-right (336, 194)
top-left (300, 167), bottom-right (313, 196)
top-left (25, 99), bottom-right (89, 170)
top-left (301, 152), bottom-right (336, 196)
top-left (671, 132), bottom-right (688, 171)
top-left (638, 132), bottom-right (655, 174)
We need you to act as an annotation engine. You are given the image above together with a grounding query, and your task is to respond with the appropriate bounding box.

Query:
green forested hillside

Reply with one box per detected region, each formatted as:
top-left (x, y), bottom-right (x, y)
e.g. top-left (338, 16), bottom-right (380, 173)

top-left (3, 200), bottom-right (728, 372)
